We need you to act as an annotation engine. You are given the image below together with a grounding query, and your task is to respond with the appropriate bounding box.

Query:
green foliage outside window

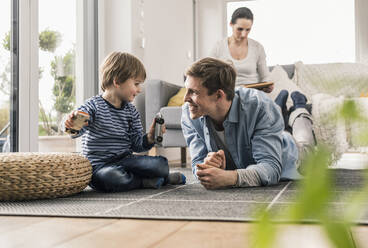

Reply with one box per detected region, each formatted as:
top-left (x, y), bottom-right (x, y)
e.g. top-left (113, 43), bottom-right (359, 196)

top-left (0, 29), bottom-right (75, 136)
top-left (50, 49), bottom-right (76, 134)
top-left (2, 31), bottom-right (10, 51)
top-left (39, 29), bottom-right (61, 53)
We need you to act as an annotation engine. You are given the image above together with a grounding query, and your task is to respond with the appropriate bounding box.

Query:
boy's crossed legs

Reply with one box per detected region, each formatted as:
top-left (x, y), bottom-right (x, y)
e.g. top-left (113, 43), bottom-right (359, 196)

top-left (91, 155), bottom-right (186, 192)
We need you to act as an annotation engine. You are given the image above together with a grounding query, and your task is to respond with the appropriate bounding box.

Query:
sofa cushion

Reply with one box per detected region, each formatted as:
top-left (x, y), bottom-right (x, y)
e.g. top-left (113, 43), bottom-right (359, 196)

top-left (346, 97), bottom-right (368, 152)
top-left (269, 64), bottom-right (295, 79)
top-left (162, 129), bottom-right (187, 147)
top-left (161, 106), bottom-right (182, 129)
top-left (293, 62), bottom-right (368, 99)
top-left (311, 93), bottom-right (349, 161)
top-left (311, 94), bottom-right (368, 161)
top-left (268, 65), bottom-right (306, 109)
top-left (167, 88), bottom-right (186, 107)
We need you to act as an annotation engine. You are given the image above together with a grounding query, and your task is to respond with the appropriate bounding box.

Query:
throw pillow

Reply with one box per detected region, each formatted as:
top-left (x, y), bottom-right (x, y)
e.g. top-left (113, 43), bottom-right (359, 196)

top-left (167, 87), bottom-right (186, 107)
top-left (293, 62), bottom-right (368, 99)
top-left (347, 97), bottom-right (368, 153)
top-left (268, 65), bottom-right (305, 109)
top-left (312, 94), bottom-right (368, 160)
top-left (311, 93), bottom-right (349, 162)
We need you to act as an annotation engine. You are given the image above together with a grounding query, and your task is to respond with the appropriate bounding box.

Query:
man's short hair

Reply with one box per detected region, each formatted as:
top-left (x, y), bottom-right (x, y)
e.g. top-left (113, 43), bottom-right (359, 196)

top-left (185, 57), bottom-right (236, 100)
top-left (100, 52), bottom-right (146, 92)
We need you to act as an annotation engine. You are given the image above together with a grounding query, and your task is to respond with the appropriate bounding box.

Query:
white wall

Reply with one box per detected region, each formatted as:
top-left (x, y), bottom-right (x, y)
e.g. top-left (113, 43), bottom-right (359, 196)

top-left (196, 0), bottom-right (224, 59)
top-left (100, 0), bottom-right (194, 86)
top-left (143, 0), bottom-right (194, 85)
top-left (99, 0), bottom-right (132, 61)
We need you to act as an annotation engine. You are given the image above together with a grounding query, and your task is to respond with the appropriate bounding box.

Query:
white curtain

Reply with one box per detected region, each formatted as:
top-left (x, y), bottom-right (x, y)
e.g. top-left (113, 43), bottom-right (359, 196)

top-left (356, 0), bottom-right (368, 64)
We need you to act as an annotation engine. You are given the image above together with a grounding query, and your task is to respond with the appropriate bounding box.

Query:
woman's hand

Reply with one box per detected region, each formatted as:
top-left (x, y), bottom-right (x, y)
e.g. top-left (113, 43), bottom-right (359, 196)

top-left (261, 84), bottom-right (274, 93)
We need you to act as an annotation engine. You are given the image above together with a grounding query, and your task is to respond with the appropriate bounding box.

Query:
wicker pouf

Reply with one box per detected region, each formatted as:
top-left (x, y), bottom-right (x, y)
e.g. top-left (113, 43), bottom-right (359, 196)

top-left (0, 152), bottom-right (92, 201)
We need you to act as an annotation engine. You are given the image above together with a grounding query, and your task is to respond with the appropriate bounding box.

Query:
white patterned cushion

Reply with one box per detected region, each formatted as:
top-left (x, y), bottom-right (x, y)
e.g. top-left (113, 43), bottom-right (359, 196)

top-left (311, 93), bottom-right (349, 161)
top-left (347, 98), bottom-right (368, 152)
top-left (312, 94), bottom-right (368, 159)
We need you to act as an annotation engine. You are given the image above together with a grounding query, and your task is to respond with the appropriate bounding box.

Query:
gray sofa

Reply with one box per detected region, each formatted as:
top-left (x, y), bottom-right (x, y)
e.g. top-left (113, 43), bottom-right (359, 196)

top-left (144, 64), bottom-right (296, 167)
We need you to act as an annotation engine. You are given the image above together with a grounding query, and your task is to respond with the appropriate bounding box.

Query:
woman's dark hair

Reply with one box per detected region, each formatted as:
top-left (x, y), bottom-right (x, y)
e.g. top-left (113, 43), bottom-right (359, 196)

top-left (230, 7), bottom-right (253, 24)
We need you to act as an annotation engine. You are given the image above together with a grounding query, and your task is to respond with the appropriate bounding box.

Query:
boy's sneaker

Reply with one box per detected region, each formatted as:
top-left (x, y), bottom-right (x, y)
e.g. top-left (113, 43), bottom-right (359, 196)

top-left (142, 177), bottom-right (165, 189)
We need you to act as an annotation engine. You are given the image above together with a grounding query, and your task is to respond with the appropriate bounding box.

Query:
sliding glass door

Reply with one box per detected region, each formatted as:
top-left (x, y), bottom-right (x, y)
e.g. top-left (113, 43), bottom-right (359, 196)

top-left (0, 0), bottom-right (98, 153)
top-left (38, 0), bottom-right (77, 152)
top-left (0, 1), bottom-right (12, 152)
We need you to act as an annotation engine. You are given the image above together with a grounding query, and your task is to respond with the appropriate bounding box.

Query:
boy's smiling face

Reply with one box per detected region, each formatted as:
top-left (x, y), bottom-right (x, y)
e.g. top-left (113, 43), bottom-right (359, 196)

top-left (116, 78), bottom-right (144, 102)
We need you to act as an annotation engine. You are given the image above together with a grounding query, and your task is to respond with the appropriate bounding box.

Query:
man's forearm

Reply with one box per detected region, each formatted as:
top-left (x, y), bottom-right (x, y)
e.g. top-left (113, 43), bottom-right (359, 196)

top-left (235, 168), bottom-right (262, 187)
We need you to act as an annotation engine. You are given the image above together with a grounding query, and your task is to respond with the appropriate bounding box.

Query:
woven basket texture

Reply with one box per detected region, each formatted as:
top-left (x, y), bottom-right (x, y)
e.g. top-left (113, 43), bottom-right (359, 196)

top-left (0, 152), bottom-right (92, 201)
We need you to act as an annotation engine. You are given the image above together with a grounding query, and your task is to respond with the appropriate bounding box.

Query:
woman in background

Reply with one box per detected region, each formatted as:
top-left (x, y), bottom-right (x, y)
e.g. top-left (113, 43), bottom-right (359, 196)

top-left (210, 7), bottom-right (273, 93)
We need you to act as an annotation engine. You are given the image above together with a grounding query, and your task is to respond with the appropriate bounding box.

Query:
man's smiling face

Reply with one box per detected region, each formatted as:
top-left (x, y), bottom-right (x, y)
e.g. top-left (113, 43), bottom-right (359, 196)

top-left (184, 75), bottom-right (217, 119)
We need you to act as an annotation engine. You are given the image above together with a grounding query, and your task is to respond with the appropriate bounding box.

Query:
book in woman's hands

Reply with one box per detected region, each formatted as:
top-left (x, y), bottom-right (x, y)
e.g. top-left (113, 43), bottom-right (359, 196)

top-left (242, 81), bottom-right (274, 89)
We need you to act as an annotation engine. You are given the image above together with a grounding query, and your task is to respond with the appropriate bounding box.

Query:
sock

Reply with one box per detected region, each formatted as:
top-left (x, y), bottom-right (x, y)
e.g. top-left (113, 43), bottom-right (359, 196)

top-left (142, 177), bottom-right (165, 189)
top-left (274, 90), bottom-right (289, 129)
top-left (274, 89), bottom-right (289, 111)
top-left (291, 91), bottom-right (307, 109)
top-left (167, 172), bottom-right (186, 185)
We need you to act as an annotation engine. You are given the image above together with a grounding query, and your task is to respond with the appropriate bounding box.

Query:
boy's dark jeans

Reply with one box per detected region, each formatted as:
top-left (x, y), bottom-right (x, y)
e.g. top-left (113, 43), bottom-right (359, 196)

top-left (90, 154), bottom-right (169, 192)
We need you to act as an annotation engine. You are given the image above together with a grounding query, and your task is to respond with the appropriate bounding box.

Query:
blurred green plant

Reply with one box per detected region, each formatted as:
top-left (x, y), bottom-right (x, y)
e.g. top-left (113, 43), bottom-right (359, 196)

top-left (50, 49), bottom-right (76, 134)
top-left (0, 106), bottom-right (10, 136)
top-left (2, 29), bottom-right (61, 53)
top-left (252, 99), bottom-right (368, 248)
top-left (2, 31), bottom-right (10, 51)
top-left (0, 62), bottom-right (10, 96)
top-left (39, 29), bottom-right (61, 53)
top-left (39, 100), bottom-right (54, 136)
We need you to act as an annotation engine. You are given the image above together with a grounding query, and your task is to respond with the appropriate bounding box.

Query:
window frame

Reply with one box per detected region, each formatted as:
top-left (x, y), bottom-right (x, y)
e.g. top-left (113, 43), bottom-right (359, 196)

top-left (10, 0), bottom-right (19, 152)
top-left (15, 0), bottom-right (99, 152)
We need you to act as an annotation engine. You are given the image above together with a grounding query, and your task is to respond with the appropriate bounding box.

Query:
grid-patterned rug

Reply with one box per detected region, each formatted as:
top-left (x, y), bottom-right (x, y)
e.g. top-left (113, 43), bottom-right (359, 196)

top-left (0, 169), bottom-right (367, 223)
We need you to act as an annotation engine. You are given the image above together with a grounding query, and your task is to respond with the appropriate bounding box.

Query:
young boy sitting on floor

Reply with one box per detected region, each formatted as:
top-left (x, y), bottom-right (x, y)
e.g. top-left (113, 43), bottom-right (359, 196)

top-left (64, 52), bottom-right (186, 192)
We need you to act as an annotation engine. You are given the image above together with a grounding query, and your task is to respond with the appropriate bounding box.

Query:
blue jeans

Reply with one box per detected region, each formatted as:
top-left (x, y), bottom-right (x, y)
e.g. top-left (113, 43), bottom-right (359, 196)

top-left (90, 154), bottom-right (169, 192)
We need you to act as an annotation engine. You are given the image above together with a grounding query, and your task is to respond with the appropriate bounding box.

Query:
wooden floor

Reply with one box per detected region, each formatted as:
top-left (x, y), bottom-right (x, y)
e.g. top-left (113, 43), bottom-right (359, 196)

top-left (0, 216), bottom-right (367, 248)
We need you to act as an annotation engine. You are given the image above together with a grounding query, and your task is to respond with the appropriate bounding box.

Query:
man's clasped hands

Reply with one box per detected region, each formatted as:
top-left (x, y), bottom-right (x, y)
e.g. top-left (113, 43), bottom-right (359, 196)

top-left (196, 150), bottom-right (238, 189)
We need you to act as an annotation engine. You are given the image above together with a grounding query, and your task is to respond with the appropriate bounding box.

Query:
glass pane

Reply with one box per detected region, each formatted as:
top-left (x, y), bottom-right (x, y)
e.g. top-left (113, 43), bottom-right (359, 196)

top-left (227, 0), bottom-right (355, 65)
top-left (0, 1), bottom-right (11, 152)
top-left (38, 0), bottom-right (76, 152)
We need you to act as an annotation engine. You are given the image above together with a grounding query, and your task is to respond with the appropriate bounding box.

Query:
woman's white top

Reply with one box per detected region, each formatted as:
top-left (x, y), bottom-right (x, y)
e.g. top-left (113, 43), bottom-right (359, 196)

top-left (210, 38), bottom-right (270, 86)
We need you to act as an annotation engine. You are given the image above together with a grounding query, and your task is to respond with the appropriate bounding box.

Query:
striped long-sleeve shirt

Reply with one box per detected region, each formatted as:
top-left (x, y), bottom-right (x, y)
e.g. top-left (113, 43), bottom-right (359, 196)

top-left (72, 95), bottom-right (153, 171)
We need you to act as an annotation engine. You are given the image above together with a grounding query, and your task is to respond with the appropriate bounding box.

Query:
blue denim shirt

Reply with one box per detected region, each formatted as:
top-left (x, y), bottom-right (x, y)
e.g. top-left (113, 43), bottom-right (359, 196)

top-left (181, 87), bottom-right (302, 186)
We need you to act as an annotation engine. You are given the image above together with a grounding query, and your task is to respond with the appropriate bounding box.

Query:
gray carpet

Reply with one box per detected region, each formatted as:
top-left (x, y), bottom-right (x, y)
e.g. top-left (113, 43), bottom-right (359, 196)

top-left (0, 168), bottom-right (368, 223)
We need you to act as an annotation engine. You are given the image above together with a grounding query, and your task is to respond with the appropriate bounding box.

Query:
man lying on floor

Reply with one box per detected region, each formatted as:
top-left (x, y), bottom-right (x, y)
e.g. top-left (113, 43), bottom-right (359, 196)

top-left (181, 57), bottom-right (304, 189)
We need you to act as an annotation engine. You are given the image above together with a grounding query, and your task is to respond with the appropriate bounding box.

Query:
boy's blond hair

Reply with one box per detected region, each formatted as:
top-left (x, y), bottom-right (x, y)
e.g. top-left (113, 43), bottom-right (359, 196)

top-left (100, 52), bottom-right (146, 91)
